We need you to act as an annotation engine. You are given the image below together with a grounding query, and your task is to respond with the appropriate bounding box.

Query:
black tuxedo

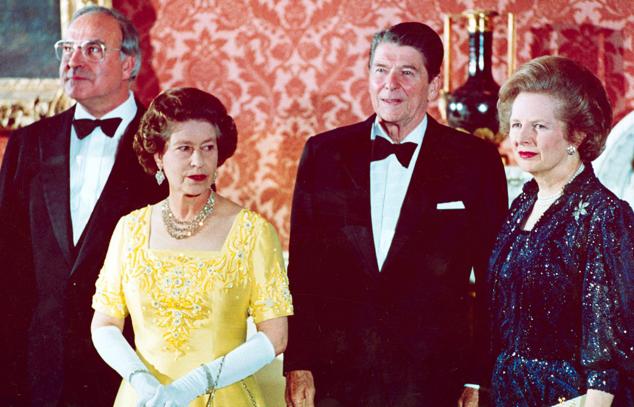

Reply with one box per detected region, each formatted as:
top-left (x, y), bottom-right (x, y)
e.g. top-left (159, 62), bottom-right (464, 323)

top-left (0, 105), bottom-right (166, 406)
top-left (284, 115), bottom-right (508, 406)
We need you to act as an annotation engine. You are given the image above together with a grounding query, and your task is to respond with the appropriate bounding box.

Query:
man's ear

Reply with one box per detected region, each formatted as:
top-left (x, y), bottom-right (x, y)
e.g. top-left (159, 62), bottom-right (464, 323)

top-left (428, 75), bottom-right (441, 101)
top-left (121, 55), bottom-right (135, 81)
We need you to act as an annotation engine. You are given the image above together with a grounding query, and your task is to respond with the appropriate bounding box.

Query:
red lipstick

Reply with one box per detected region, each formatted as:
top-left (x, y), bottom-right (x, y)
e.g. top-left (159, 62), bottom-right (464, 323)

top-left (518, 151), bottom-right (537, 159)
top-left (188, 175), bottom-right (207, 181)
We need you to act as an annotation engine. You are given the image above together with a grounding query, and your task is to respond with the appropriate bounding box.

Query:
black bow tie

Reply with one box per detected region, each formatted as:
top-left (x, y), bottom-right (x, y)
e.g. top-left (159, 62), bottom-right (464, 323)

top-left (371, 137), bottom-right (417, 167)
top-left (73, 118), bottom-right (122, 139)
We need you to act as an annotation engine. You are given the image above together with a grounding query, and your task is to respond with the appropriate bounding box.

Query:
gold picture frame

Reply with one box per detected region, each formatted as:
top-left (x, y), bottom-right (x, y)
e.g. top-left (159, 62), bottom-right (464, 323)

top-left (0, 0), bottom-right (112, 130)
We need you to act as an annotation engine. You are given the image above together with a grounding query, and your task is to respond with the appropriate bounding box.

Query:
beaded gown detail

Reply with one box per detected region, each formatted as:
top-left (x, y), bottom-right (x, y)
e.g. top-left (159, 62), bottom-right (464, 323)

top-left (92, 207), bottom-right (293, 406)
top-left (488, 165), bottom-right (634, 406)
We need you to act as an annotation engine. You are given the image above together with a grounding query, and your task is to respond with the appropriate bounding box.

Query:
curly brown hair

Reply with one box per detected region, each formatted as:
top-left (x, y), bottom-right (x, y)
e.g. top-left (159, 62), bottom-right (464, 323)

top-left (497, 55), bottom-right (612, 162)
top-left (133, 87), bottom-right (238, 174)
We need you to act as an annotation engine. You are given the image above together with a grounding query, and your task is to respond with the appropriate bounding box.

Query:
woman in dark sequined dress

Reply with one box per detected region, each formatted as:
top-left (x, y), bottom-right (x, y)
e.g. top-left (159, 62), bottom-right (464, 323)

top-left (489, 56), bottom-right (634, 407)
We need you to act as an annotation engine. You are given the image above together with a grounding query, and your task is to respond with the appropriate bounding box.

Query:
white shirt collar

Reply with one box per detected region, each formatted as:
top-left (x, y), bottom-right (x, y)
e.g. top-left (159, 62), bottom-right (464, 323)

top-left (74, 91), bottom-right (137, 121)
top-left (371, 114), bottom-right (427, 145)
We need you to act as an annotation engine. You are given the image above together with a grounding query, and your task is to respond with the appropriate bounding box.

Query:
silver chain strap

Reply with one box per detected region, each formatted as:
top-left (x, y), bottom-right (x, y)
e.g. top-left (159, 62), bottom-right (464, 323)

top-left (204, 368), bottom-right (258, 407)
top-left (240, 379), bottom-right (258, 407)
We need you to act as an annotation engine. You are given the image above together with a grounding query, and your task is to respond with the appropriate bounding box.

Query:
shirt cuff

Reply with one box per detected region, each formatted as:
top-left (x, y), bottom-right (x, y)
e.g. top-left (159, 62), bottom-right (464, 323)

top-left (464, 383), bottom-right (480, 390)
top-left (586, 369), bottom-right (619, 394)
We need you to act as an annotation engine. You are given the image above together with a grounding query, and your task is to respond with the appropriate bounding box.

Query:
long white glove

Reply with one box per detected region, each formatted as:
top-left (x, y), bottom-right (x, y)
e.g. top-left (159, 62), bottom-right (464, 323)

top-left (92, 325), bottom-right (161, 406)
top-left (146, 331), bottom-right (275, 407)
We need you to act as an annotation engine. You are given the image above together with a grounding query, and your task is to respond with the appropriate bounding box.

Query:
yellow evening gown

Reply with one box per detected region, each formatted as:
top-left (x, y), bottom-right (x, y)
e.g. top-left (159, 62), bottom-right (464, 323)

top-left (92, 206), bottom-right (293, 407)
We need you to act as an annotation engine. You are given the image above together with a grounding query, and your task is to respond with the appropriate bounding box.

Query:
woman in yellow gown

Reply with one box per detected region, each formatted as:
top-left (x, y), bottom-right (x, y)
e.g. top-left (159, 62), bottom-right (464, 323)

top-left (90, 87), bottom-right (293, 406)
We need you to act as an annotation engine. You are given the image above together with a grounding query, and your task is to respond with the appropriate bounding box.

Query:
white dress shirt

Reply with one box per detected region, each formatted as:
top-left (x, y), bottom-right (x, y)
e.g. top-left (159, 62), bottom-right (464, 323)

top-left (70, 92), bottom-right (137, 245)
top-left (370, 115), bottom-right (481, 390)
top-left (370, 115), bottom-right (427, 270)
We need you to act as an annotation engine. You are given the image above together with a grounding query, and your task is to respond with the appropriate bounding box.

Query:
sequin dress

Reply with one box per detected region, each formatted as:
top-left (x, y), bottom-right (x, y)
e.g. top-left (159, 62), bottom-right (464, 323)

top-left (92, 207), bottom-right (293, 407)
top-left (488, 165), bottom-right (634, 407)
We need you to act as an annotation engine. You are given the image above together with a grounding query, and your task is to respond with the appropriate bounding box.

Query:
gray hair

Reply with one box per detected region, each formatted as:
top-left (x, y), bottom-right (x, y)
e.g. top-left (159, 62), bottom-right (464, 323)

top-left (71, 6), bottom-right (142, 79)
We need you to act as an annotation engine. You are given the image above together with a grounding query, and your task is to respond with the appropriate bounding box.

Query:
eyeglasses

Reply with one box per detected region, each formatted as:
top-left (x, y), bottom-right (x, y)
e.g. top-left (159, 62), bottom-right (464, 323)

top-left (54, 40), bottom-right (121, 62)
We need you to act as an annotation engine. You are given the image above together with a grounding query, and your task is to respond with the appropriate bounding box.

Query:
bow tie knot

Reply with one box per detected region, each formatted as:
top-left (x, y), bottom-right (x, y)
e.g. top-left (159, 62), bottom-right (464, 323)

top-left (73, 117), bottom-right (122, 139)
top-left (371, 137), bottom-right (417, 167)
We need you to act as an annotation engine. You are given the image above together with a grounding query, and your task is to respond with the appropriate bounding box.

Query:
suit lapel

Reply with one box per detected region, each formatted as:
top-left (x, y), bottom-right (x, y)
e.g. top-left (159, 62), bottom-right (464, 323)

top-left (381, 116), bottom-right (443, 271)
top-left (339, 116), bottom-right (380, 276)
top-left (71, 108), bottom-right (145, 275)
top-left (41, 108), bottom-right (75, 265)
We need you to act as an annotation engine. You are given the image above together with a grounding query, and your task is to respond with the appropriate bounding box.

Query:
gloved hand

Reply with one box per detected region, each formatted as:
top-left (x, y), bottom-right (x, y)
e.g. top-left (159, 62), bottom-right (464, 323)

top-left (144, 383), bottom-right (191, 407)
top-left (92, 325), bottom-right (162, 406)
top-left (130, 370), bottom-right (162, 406)
top-left (147, 332), bottom-right (276, 406)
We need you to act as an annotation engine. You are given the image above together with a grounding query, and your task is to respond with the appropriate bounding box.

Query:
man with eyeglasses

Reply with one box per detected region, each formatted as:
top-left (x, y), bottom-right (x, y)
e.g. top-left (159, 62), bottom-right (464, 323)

top-left (0, 6), bottom-right (165, 406)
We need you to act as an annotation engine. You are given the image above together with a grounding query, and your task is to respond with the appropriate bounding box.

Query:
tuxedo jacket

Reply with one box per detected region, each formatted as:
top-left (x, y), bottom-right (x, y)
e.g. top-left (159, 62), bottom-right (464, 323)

top-left (284, 115), bottom-right (508, 406)
top-left (0, 105), bottom-right (166, 406)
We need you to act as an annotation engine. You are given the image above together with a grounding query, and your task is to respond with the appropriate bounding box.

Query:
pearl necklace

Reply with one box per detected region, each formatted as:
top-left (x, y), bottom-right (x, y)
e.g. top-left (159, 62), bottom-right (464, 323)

top-left (161, 191), bottom-right (216, 240)
top-left (533, 190), bottom-right (563, 210)
top-left (524, 163), bottom-right (585, 230)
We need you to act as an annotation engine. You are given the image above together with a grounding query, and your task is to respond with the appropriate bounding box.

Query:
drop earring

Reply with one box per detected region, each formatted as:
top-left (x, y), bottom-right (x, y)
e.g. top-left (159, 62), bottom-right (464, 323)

top-left (155, 167), bottom-right (165, 185)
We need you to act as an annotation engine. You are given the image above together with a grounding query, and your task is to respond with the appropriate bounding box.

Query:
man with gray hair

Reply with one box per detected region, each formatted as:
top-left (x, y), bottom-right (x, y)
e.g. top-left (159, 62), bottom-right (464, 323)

top-left (0, 6), bottom-right (165, 406)
top-left (284, 22), bottom-right (507, 406)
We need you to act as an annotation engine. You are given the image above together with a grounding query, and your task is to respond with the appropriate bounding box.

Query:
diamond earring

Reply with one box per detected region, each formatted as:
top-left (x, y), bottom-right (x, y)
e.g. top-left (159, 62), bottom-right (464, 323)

top-left (566, 145), bottom-right (576, 156)
top-left (155, 168), bottom-right (165, 185)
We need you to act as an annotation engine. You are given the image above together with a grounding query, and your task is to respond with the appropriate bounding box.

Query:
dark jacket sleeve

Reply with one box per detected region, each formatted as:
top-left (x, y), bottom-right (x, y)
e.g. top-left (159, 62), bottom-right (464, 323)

top-left (580, 199), bottom-right (634, 394)
top-left (0, 128), bottom-right (36, 402)
top-left (283, 137), bottom-right (321, 373)
top-left (469, 141), bottom-right (508, 386)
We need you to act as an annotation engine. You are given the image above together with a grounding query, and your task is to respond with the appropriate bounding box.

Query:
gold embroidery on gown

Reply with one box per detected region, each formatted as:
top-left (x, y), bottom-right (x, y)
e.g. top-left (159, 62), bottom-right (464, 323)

top-left (92, 206), bottom-right (293, 406)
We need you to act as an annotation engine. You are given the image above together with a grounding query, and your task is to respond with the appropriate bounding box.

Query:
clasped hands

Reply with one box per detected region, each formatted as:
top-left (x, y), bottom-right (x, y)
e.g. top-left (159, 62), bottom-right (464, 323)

top-left (131, 371), bottom-right (199, 407)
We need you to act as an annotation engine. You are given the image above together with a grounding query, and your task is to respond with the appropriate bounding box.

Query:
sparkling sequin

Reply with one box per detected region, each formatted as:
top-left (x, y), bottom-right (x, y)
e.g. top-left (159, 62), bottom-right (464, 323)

top-left (488, 165), bottom-right (634, 406)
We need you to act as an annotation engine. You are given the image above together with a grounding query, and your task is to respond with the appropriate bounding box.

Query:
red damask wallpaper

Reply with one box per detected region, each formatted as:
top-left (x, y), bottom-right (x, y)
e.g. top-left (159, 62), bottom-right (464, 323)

top-left (112, 0), bottom-right (634, 248)
top-left (14, 0), bottom-right (634, 248)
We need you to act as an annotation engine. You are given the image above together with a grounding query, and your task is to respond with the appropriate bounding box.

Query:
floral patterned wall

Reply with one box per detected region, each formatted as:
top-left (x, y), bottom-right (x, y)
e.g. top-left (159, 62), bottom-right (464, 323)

top-left (64, 1), bottom-right (634, 246)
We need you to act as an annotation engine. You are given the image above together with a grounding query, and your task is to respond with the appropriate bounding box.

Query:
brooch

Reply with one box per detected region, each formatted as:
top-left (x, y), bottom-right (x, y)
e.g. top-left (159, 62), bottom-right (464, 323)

top-left (572, 200), bottom-right (589, 221)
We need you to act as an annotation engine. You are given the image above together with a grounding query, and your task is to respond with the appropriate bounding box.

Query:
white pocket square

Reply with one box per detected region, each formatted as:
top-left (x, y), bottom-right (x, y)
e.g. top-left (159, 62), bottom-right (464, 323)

top-left (436, 201), bottom-right (465, 210)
